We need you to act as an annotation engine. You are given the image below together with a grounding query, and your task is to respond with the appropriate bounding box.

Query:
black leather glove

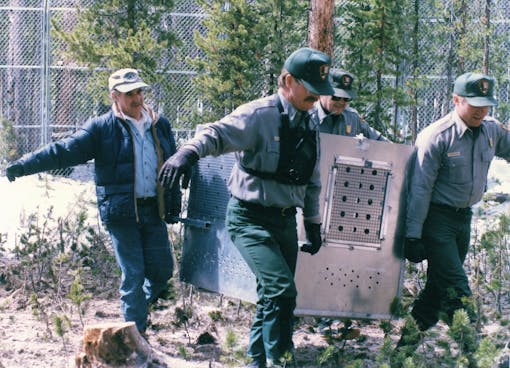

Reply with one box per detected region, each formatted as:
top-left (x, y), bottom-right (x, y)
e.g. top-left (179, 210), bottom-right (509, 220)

top-left (301, 221), bottom-right (322, 255)
top-left (159, 148), bottom-right (199, 189)
top-left (5, 161), bottom-right (24, 182)
top-left (404, 237), bottom-right (426, 263)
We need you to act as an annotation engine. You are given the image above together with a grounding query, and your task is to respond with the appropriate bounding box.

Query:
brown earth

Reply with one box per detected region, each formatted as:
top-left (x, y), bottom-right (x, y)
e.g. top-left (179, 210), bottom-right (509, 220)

top-left (1, 175), bottom-right (509, 368)
top-left (0, 277), bottom-right (393, 368)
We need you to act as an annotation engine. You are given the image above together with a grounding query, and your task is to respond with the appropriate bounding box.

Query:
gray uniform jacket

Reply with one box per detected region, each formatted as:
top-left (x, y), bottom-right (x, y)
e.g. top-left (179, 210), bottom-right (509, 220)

top-left (406, 110), bottom-right (510, 238)
top-left (314, 102), bottom-right (388, 141)
top-left (182, 92), bottom-right (322, 223)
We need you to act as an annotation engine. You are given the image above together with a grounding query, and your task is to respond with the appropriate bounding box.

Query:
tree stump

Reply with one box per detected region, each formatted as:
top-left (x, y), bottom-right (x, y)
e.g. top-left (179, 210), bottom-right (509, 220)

top-left (75, 322), bottom-right (168, 368)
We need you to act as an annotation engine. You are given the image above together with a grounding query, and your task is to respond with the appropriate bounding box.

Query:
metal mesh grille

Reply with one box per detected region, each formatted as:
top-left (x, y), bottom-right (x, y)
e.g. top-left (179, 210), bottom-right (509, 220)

top-left (324, 162), bottom-right (390, 248)
top-left (187, 153), bottom-right (235, 219)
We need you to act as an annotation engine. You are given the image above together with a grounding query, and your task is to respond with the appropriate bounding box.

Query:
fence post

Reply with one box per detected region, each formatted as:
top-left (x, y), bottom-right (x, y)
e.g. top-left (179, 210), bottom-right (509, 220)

top-left (40, 0), bottom-right (51, 146)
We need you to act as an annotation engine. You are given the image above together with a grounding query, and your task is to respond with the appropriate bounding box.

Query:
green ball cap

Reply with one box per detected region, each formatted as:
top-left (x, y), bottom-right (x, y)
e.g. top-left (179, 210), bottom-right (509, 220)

top-left (284, 47), bottom-right (335, 96)
top-left (453, 72), bottom-right (498, 107)
top-left (329, 68), bottom-right (356, 99)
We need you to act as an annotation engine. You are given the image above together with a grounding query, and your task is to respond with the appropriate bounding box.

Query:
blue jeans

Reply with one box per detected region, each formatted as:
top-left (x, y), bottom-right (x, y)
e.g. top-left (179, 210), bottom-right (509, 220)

top-left (106, 202), bottom-right (173, 331)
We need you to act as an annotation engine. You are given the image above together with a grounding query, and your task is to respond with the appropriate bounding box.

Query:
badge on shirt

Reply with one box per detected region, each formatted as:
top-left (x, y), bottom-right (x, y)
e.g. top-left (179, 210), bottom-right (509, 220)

top-left (346, 124), bottom-right (352, 134)
top-left (447, 151), bottom-right (461, 157)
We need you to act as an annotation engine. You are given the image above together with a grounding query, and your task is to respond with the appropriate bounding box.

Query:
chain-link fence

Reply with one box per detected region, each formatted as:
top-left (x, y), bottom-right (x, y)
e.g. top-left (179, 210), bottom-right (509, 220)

top-left (2, 0), bottom-right (510, 167)
top-left (0, 0), bottom-right (205, 159)
top-left (332, 0), bottom-right (510, 139)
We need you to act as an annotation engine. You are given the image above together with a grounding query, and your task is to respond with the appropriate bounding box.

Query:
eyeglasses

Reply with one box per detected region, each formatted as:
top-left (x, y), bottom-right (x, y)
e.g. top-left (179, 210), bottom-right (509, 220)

top-left (332, 96), bottom-right (352, 102)
top-left (111, 71), bottom-right (140, 82)
top-left (111, 71), bottom-right (142, 90)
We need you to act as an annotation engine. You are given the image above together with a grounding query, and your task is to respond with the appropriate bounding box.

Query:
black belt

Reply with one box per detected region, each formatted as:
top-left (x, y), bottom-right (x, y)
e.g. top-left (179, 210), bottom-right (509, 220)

top-left (235, 197), bottom-right (296, 217)
top-left (136, 197), bottom-right (157, 206)
top-left (430, 202), bottom-right (471, 214)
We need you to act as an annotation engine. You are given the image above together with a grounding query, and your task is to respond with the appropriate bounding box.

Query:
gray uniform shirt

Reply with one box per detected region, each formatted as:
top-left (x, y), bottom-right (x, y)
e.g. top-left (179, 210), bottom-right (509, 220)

top-left (182, 92), bottom-right (322, 223)
top-left (314, 102), bottom-right (388, 141)
top-left (406, 110), bottom-right (510, 238)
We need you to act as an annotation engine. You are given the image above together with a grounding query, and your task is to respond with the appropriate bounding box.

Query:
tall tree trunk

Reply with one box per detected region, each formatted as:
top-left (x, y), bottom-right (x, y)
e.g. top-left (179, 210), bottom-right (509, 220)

top-left (307, 0), bottom-right (334, 59)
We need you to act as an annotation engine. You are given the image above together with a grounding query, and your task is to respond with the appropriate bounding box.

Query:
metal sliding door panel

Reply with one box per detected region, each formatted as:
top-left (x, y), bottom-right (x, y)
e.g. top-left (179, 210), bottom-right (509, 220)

top-left (294, 133), bottom-right (414, 319)
top-left (181, 133), bottom-right (414, 319)
top-left (179, 153), bottom-right (257, 303)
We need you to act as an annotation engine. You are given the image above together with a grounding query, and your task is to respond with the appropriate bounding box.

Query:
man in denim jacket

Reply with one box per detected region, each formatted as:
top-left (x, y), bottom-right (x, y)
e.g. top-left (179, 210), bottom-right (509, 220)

top-left (6, 68), bottom-right (181, 333)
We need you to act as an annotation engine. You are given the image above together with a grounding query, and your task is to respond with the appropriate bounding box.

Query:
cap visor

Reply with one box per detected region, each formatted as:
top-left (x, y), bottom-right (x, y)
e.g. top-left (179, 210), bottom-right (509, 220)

top-left (465, 96), bottom-right (498, 107)
top-left (333, 88), bottom-right (355, 99)
top-left (301, 79), bottom-right (335, 96)
top-left (115, 82), bottom-right (149, 93)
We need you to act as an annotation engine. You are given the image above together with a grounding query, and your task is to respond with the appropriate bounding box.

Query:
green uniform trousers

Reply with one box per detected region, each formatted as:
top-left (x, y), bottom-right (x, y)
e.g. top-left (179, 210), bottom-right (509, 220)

top-left (411, 203), bottom-right (473, 330)
top-left (226, 197), bottom-right (298, 366)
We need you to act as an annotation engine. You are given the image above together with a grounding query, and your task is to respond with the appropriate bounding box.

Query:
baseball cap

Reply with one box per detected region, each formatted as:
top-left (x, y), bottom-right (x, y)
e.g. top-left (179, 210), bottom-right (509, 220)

top-left (453, 72), bottom-right (497, 107)
top-left (329, 69), bottom-right (356, 99)
top-left (108, 68), bottom-right (149, 93)
top-left (283, 47), bottom-right (334, 95)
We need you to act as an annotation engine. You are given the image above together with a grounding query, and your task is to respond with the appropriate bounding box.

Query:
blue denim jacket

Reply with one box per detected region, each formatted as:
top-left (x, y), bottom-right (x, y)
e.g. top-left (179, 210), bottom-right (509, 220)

top-left (19, 106), bottom-right (181, 225)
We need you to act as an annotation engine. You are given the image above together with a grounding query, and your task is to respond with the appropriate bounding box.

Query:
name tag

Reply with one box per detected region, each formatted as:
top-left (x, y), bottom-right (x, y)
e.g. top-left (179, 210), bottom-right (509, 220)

top-left (447, 151), bottom-right (461, 157)
top-left (274, 136), bottom-right (280, 142)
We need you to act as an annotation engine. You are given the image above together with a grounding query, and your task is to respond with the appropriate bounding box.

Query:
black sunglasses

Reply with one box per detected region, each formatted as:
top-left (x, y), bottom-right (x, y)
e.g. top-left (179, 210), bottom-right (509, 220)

top-left (332, 96), bottom-right (352, 102)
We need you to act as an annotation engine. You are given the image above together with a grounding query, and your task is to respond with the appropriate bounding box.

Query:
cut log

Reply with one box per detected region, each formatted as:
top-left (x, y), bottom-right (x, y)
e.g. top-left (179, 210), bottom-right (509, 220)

top-left (75, 321), bottom-right (168, 368)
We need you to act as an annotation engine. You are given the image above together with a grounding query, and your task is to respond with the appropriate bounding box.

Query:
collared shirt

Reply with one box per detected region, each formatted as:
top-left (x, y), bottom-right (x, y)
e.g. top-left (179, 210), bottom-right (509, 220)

top-left (314, 102), bottom-right (388, 141)
top-left (181, 92), bottom-right (322, 222)
top-left (406, 110), bottom-right (510, 238)
top-left (125, 110), bottom-right (158, 198)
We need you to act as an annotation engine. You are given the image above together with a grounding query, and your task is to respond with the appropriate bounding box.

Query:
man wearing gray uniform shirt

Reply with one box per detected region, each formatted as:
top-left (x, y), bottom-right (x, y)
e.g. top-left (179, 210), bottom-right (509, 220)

top-left (315, 68), bottom-right (388, 141)
top-left (159, 47), bottom-right (334, 368)
top-left (398, 72), bottom-right (510, 355)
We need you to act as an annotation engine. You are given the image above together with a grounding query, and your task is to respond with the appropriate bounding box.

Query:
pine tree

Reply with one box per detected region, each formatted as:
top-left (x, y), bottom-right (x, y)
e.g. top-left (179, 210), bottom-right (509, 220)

top-left (189, 0), bottom-right (308, 123)
top-left (51, 0), bottom-right (178, 106)
top-left (335, 0), bottom-right (411, 141)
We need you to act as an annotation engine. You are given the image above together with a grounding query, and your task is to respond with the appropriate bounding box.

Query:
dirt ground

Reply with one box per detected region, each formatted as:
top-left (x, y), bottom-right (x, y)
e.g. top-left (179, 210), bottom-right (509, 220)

top-left (0, 278), bottom-right (393, 368)
top-left (0, 175), bottom-right (395, 368)
top-left (1, 174), bottom-right (509, 368)
top-left (2, 275), bottom-right (507, 368)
